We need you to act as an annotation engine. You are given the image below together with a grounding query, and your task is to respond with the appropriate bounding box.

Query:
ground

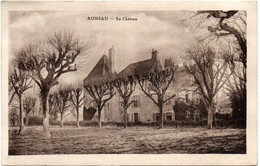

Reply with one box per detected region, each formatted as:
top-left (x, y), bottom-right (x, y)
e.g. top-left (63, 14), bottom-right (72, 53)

top-left (9, 126), bottom-right (246, 155)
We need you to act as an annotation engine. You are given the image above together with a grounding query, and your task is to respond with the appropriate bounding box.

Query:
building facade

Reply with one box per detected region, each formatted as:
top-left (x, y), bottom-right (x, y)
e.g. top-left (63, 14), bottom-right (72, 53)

top-left (82, 47), bottom-right (194, 124)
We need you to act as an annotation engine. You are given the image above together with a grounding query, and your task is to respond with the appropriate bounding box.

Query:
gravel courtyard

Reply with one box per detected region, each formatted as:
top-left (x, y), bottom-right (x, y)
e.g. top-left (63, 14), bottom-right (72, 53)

top-left (9, 126), bottom-right (246, 155)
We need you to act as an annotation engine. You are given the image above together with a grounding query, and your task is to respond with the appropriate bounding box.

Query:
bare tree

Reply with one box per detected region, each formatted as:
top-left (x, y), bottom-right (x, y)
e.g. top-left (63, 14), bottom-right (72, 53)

top-left (113, 76), bottom-right (136, 128)
top-left (136, 59), bottom-right (177, 129)
top-left (52, 89), bottom-right (71, 128)
top-left (23, 96), bottom-right (36, 125)
top-left (190, 11), bottom-right (246, 81)
top-left (85, 82), bottom-right (115, 127)
top-left (222, 47), bottom-right (246, 126)
top-left (185, 10), bottom-right (247, 127)
top-left (185, 44), bottom-right (234, 129)
top-left (16, 30), bottom-right (87, 138)
top-left (9, 62), bottom-right (32, 133)
top-left (70, 84), bottom-right (84, 128)
top-left (9, 108), bottom-right (19, 126)
top-left (195, 11), bottom-right (246, 68)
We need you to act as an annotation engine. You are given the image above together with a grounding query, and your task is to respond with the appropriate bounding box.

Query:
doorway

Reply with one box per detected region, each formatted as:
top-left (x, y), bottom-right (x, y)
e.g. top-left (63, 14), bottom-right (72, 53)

top-left (134, 113), bottom-right (138, 123)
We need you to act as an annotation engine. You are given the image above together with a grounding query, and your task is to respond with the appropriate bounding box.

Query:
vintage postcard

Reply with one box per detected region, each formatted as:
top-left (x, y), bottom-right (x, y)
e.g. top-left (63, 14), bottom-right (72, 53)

top-left (1, 1), bottom-right (257, 165)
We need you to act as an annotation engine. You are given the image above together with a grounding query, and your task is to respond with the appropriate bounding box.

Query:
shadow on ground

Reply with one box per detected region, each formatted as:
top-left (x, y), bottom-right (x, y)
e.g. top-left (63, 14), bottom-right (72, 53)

top-left (9, 126), bottom-right (246, 155)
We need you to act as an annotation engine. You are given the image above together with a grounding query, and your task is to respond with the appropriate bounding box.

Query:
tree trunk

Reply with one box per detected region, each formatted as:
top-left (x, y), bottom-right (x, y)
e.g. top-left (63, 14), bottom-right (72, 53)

top-left (158, 101), bottom-right (164, 129)
top-left (76, 109), bottom-right (80, 128)
top-left (41, 89), bottom-right (51, 138)
top-left (25, 116), bottom-right (29, 126)
top-left (98, 117), bottom-right (102, 128)
top-left (214, 113), bottom-right (218, 128)
top-left (60, 113), bottom-right (64, 128)
top-left (43, 117), bottom-right (51, 138)
top-left (98, 109), bottom-right (102, 128)
top-left (18, 95), bottom-right (24, 134)
top-left (207, 103), bottom-right (214, 129)
top-left (11, 119), bottom-right (15, 126)
top-left (124, 107), bottom-right (127, 128)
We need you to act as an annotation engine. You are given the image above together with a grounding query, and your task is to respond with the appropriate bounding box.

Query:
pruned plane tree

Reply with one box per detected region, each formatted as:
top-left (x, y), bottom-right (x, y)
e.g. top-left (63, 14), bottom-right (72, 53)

top-left (135, 57), bottom-right (177, 129)
top-left (113, 76), bottom-right (136, 128)
top-left (85, 81), bottom-right (116, 128)
top-left (15, 30), bottom-right (87, 138)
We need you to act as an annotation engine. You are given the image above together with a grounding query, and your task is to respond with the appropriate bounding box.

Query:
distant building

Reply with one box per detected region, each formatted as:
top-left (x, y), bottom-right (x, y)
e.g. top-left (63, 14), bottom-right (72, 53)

top-left (82, 47), bottom-right (195, 123)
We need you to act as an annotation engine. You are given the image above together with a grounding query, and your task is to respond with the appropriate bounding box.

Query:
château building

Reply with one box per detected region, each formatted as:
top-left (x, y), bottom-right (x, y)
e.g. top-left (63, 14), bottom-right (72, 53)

top-left (82, 47), bottom-right (196, 124)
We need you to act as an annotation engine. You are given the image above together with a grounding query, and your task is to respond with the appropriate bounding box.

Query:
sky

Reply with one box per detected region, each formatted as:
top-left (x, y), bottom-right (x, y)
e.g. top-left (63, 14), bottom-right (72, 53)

top-left (9, 11), bottom-right (200, 85)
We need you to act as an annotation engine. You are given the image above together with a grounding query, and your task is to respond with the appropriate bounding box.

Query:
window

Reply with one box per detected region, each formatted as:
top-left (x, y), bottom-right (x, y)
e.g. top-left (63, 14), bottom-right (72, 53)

top-left (194, 110), bottom-right (200, 121)
top-left (132, 95), bottom-right (140, 107)
top-left (134, 101), bottom-right (138, 107)
top-left (166, 113), bottom-right (172, 121)
top-left (186, 110), bottom-right (191, 120)
top-left (191, 93), bottom-right (200, 103)
top-left (153, 113), bottom-right (160, 122)
top-left (134, 113), bottom-right (139, 122)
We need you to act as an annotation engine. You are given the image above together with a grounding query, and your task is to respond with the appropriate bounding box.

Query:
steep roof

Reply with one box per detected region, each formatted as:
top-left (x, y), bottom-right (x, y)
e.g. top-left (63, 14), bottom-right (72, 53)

top-left (84, 55), bottom-right (115, 86)
top-left (84, 53), bottom-right (160, 86)
top-left (118, 58), bottom-right (159, 78)
top-left (87, 55), bottom-right (110, 78)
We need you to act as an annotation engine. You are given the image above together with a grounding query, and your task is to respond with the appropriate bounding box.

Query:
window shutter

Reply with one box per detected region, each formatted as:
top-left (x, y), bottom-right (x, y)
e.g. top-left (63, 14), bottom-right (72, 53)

top-left (138, 95), bottom-right (141, 107)
top-left (127, 113), bottom-right (130, 122)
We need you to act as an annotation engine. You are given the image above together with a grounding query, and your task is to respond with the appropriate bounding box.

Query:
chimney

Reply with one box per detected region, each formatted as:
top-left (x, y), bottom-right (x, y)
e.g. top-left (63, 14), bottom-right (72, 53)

top-left (151, 49), bottom-right (158, 60)
top-left (109, 46), bottom-right (115, 74)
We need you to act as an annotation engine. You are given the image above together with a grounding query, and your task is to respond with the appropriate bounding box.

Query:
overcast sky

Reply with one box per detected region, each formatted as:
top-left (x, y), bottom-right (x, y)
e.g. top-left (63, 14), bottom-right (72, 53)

top-left (9, 11), bottom-right (201, 85)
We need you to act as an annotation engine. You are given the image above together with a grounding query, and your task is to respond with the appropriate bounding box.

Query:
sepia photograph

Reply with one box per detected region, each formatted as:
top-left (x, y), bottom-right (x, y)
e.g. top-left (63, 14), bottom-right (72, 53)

top-left (1, 1), bottom-right (257, 165)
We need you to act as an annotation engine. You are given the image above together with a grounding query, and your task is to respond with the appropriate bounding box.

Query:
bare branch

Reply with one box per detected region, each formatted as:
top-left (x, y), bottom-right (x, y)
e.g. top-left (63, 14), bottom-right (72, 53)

top-left (163, 94), bottom-right (176, 103)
